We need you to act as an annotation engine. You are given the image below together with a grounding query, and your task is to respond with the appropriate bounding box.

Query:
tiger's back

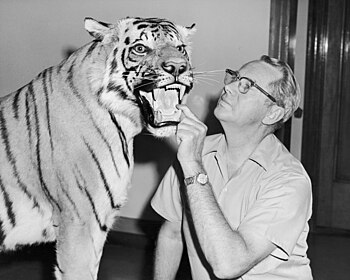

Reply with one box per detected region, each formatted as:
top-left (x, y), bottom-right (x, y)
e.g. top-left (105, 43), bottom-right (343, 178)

top-left (0, 16), bottom-right (195, 280)
top-left (0, 72), bottom-right (59, 249)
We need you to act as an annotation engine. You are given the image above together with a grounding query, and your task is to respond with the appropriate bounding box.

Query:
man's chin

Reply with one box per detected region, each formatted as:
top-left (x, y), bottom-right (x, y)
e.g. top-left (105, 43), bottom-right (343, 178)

top-left (213, 105), bottom-right (221, 118)
top-left (213, 106), bottom-right (232, 123)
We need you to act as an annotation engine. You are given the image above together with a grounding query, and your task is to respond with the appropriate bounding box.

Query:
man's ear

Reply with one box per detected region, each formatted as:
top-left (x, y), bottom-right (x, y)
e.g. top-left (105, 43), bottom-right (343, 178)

top-left (262, 105), bottom-right (285, 125)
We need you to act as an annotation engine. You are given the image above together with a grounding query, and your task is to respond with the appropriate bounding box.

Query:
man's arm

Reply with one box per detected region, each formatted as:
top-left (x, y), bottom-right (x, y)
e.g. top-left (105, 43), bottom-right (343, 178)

top-left (154, 220), bottom-right (183, 280)
top-left (184, 173), bottom-right (276, 278)
top-left (175, 105), bottom-right (276, 279)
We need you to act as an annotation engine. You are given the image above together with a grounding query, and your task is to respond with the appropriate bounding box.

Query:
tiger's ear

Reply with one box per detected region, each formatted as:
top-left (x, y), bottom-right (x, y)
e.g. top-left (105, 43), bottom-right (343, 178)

top-left (84, 17), bottom-right (114, 41)
top-left (187, 23), bottom-right (196, 33)
top-left (177, 23), bottom-right (197, 41)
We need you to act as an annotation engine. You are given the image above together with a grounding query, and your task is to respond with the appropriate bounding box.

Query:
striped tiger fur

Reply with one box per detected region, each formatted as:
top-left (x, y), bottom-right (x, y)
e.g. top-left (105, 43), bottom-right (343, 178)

top-left (0, 17), bottom-right (195, 279)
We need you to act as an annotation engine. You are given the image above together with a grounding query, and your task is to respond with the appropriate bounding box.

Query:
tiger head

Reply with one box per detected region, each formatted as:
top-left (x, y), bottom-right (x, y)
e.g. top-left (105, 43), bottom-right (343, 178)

top-left (84, 17), bottom-right (196, 137)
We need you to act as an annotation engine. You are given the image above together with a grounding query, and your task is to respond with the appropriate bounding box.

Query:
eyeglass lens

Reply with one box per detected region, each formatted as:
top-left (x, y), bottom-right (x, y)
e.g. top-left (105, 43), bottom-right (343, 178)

top-left (238, 80), bottom-right (252, 94)
top-left (224, 71), bottom-right (252, 94)
top-left (224, 69), bottom-right (277, 103)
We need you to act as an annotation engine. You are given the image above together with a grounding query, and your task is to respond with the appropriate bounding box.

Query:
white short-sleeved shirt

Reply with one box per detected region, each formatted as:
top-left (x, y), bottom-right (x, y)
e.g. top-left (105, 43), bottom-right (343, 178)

top-left (151, 133), bottom-right (313, 280)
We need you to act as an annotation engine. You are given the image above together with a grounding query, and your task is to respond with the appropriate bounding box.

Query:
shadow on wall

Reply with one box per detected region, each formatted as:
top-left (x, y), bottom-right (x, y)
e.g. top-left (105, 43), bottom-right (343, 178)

top-left (133, 133), bottom-right (176, 222)
top-left (204, 96), bottom-right (223, 136)
top-left (63, 46), bottom-right (76, 58)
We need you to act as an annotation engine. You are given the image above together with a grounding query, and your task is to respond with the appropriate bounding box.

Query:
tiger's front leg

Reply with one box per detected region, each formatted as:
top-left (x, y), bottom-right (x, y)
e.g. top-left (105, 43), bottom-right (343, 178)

top-left (54, 221), bottom-right (108, 280)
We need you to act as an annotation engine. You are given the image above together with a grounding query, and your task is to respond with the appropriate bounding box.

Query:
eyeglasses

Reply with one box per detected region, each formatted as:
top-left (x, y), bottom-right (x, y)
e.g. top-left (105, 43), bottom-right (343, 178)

top-left (224, 69), bottom-right (277, 103)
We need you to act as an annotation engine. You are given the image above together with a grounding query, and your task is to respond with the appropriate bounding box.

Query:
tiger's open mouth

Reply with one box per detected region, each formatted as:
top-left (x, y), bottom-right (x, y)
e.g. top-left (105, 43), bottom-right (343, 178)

top-left (137, 83), bottom-right (188, 128)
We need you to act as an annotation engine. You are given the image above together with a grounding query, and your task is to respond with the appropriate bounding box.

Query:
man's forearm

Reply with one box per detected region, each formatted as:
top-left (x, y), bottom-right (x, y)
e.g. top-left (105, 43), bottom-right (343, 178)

top-left (181, 161), bottom-right (249, 278)
top-left (154, 223), bottom-right (184, 280)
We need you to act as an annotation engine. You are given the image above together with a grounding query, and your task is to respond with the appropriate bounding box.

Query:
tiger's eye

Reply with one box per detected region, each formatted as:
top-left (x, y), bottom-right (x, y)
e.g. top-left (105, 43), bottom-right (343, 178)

top-left (132, 44), bottom-right (148, 54)
top-left (176, 45), bottom-right (185, 53)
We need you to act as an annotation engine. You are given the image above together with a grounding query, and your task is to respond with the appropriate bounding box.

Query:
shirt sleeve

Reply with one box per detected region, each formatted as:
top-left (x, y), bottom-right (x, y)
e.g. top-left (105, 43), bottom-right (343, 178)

top-left (151, 163), bottom-right (183, 222)
top-left (237, 171), bottom-right (312, 260)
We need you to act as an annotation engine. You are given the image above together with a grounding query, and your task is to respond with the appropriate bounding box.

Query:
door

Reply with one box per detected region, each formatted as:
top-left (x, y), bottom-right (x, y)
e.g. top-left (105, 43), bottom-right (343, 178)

top-left (302, 0), bottom-right (350, 231)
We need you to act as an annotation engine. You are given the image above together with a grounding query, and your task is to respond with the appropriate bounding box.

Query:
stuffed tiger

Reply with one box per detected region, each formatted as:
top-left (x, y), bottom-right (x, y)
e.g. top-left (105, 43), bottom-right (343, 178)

top-left (0, 17), bottom-right (195, 279)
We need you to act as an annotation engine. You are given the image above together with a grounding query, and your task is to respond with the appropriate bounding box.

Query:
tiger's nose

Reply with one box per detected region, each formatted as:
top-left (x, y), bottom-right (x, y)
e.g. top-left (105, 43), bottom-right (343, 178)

top-left (161, 60), bottom-right (188, 75)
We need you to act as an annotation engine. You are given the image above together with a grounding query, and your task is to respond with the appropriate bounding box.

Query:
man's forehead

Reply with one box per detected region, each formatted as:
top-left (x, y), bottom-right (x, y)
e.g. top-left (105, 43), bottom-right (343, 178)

top-left (240, 61), bottom-right (282, 82)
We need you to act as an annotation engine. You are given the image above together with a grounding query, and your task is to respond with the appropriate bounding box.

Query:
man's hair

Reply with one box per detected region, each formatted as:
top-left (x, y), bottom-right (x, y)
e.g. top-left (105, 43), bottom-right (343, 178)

top-left (260, 55), bottom-right (301, 123)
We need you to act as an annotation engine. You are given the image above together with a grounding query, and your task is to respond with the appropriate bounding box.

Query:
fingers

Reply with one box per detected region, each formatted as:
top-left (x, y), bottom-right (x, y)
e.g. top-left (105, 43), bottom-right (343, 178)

top-left (175, 105), bottom-right (207, 164)
top-left (176, 123), bottom-right (201, 143)
top-left (175, 105), bottom-right (207, 145)
top-left (176, 105), bottom-right (207, 134)
top-left (176, 104), bottom-right (199, 122)
top-left (176, 105), bottom-right (206, 126)
top-left (176, 104), bottom-right (194, 118)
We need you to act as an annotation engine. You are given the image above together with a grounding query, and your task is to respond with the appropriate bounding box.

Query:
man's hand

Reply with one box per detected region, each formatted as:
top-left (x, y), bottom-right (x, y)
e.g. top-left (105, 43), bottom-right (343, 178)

top-left (175, 105), bottom-right (207, 172)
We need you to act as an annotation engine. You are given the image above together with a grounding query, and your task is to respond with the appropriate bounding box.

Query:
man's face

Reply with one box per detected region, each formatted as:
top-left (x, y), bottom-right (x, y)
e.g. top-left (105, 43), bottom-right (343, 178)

top-left (214, 61), bottom-right (282, 128)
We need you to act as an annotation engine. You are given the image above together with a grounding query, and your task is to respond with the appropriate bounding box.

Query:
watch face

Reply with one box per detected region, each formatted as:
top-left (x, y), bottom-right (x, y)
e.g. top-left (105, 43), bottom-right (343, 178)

top-left (197, 173), bottom-right (208, 184)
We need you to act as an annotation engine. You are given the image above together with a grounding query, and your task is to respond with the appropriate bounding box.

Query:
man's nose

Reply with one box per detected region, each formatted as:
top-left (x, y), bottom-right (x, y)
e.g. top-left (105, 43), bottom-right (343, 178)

top-left (223, 84), bottom-right (237, 96)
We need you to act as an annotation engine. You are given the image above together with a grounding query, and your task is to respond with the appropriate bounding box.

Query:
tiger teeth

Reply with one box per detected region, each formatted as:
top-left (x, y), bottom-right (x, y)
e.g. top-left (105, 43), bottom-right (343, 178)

top-left (140, 84), bottom-right (186, 105)
top-left (140, 90), bottom-right (154, 104)
top-left (164, 84), bottom-right (186, 101)
top-left (179, 86), bottom-right (185, 100)
top-left (153, 88), bottom-right (164, 101)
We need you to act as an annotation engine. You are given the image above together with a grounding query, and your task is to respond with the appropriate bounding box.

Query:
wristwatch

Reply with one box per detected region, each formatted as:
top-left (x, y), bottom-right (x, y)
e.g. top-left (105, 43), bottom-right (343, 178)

top-left (184, 173), bottom-right (208, 186)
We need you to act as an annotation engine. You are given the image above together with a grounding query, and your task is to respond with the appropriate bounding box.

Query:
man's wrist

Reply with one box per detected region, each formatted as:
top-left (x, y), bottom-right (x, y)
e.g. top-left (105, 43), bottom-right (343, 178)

top-left (178, 159), bottom-right (204, 175)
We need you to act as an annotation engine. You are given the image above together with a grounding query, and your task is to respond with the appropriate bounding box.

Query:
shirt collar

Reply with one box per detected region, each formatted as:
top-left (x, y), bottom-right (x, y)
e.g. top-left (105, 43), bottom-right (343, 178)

top-left (202, 134), bottom-right (226, 158)
top-left (204, 133), bottom-right (280, 172)
top-left (248, 134), bottom-right (280, 171)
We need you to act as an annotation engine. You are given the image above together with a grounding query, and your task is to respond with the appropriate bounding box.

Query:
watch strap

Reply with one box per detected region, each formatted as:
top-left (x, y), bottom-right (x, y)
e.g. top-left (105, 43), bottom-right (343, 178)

top-left (184, 176), bottom-right (196, 186)
top-left (184, 173), bottom-right (208, 186)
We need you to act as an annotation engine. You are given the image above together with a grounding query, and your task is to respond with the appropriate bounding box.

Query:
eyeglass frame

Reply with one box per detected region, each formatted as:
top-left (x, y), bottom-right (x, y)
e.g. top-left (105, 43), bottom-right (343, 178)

top-left (225, 69), bottom-right (277, 103)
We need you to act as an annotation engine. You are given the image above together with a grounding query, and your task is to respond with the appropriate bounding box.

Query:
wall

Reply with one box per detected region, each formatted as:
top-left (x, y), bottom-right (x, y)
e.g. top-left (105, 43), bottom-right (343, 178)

top-left (1, 0), bottom-right (291, 222)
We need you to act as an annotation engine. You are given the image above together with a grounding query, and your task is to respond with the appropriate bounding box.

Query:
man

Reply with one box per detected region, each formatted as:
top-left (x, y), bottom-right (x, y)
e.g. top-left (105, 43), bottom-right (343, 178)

top-left (151, 55), bottom-right (313, 279)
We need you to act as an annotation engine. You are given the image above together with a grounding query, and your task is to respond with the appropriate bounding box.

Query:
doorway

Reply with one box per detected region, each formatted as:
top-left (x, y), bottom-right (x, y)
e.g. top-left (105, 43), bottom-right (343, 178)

top-left (302, 0), bottom-right (350, 232)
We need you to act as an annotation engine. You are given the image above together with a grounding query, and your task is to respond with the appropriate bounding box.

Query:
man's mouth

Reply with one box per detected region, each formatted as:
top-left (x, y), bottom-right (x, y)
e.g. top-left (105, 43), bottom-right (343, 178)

top-left (138, 84), bottom-right (187, 127)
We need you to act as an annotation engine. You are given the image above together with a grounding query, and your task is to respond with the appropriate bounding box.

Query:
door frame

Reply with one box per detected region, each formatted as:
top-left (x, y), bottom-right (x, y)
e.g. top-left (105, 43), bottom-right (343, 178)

top-left (301, 0), bottom-right (326, 232)
top-left (269, 0), bottom-right (298, 149)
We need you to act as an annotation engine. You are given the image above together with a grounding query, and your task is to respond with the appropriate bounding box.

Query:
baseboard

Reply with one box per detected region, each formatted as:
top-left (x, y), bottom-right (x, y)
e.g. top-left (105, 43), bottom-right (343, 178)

top-left (107, 217), bottom-right (162, 249)
top-left (310, 226), bottom-right (350, 237)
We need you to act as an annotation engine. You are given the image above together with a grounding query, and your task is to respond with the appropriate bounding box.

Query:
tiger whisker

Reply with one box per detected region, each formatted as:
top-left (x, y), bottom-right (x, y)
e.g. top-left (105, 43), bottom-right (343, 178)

top-left (191, 68), bottom-right (225, 72)
top-left (120, 75), bottom-right (158, 81)
top-left (195, 80), bottom-right (213, 87)
top-left (192, 73), bottom-right (220, 78)
top-left (192, 70), bottom-right (225, 75)
top-left (140, 131), bottom-right (157, 136)
top-left (133, 81), bottom-right (158, 90)
top-left (192, 71), bottom-right (220, 75)
top-left (193, 76), bottom-right (221, 84)
top-left (193, 78), bottom-right (216, 87)
top-left (121, 73), bottom-right (158, 76)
